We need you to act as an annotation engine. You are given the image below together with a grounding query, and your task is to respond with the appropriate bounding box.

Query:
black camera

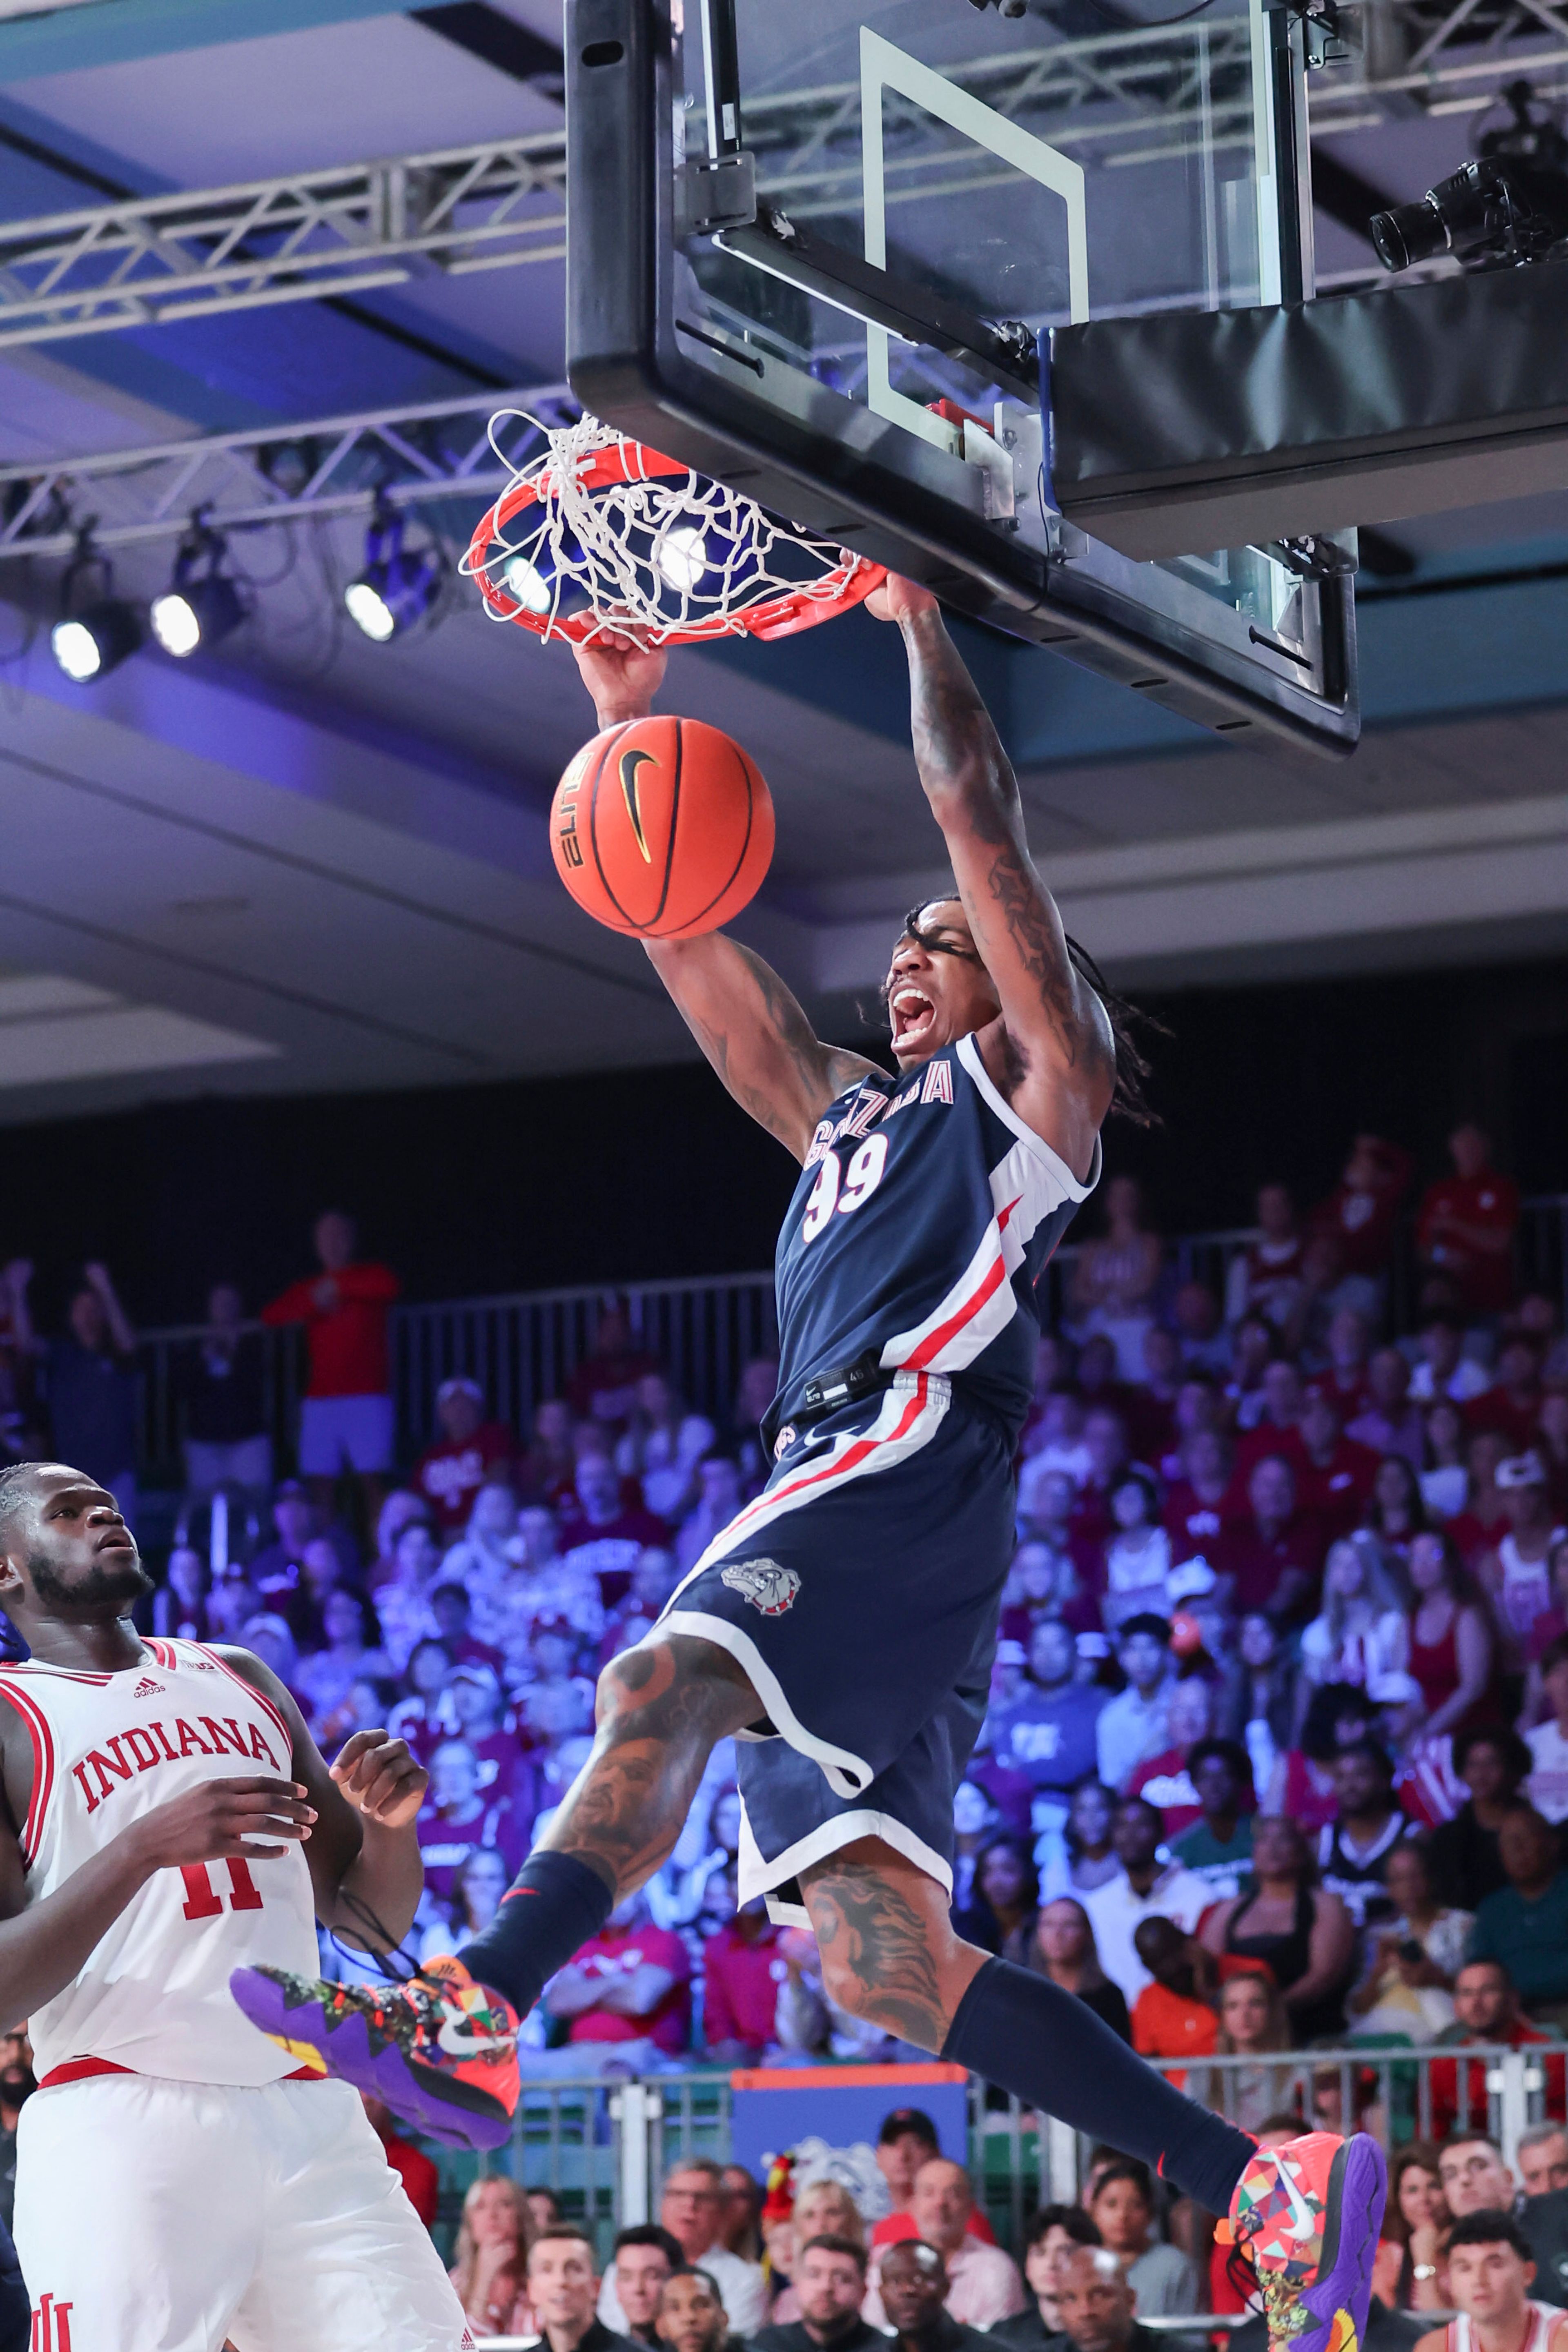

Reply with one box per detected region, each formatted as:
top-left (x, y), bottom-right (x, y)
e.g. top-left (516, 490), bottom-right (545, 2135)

top-left (1370, 83), bottom-right (1568, 272)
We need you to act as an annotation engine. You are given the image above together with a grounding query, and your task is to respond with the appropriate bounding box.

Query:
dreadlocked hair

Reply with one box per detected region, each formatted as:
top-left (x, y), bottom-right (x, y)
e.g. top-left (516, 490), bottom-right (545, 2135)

top-left (1063, 933), bottom-right (1168, 1129)
top-left (875, 897), bottom-right (1168, 1128)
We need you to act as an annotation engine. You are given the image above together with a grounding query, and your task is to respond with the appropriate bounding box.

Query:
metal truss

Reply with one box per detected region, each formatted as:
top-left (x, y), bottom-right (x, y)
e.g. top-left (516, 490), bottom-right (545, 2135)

top-left (0, 383), bottom-right (577, 561)
top-left (0, 133), bottom-right (569, 349)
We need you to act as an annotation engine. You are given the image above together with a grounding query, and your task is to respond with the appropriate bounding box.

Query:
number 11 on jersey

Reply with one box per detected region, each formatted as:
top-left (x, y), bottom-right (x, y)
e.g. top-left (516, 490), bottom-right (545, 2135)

top-left (180, 1858), bottom-right (265, 1920)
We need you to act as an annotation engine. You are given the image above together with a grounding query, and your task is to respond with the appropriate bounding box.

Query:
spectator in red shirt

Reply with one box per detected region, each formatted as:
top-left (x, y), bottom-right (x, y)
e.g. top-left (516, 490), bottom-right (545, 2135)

top-left (870, 2111), bottom-right (997, 2250)
top-left (1236, 1360), bottom-right (1306, 1476)
top-left (1428, 1958), bottom-right (1566, 2140)
top-left (261, 1210), bottom-right (400, 1519)
top-left (1226, 1182), bottom-right (1307, 1334)
top-left (1127, 1675), bottom-right (1214, 1835)
top-left (1310, 1134), bottom-right (1414, 1301)
top-left (558, 1454), bottom-right (670, 1608)
top-left (412, 1376), bottom-right (517, 1534)
top-left (566, 1302), bottom-right (661, 1428)
top-left (702, 1890), bottom-right (791, 2061)
top-left (1318, 1307), bottom-right (1375, 1422)
top-left (542, 1891), bottom-right (692, 2069)
top-left (1348, 1349), bottom-right (1428, 1475)
top-left (1468, 1339), bottom-right (1546, 1453)
top-left (1289, 1390), bottom-right (1381, 1537)
top-left (1417, 1126), bottom-right (1520, 1319)
top-left (1122, 1329), bottom-right (1183, 1468)
top-left (360, 2091), bottom-right (439, 2228)
top-left (1449, 1429), bottom-right (1512, 1567)
top-left (416, 1736), bottom-right (523, 1902)
top-left (1214, 1453), bottom-right (1324, 1623)
top-left (1164, 1428), bottom-right (1237, 1565)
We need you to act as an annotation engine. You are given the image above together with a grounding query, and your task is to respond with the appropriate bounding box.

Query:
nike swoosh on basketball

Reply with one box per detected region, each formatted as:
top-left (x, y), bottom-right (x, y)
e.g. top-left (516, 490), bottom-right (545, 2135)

top-left (619, 747), bottom-right (656, 863)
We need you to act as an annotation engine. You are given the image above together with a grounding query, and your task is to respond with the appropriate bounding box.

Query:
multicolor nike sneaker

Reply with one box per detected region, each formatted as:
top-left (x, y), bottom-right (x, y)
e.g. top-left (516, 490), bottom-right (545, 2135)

top-left (229, 1954), bottom-right (520, 2150)
top-left (1219, 2132), bottom-right (1387, 2352)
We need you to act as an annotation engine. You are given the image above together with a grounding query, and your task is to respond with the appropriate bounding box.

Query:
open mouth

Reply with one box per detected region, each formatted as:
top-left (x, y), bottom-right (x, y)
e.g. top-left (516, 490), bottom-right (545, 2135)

top-left (890, 984), bottom-right (937, 1053)
top-left (95, 1528), bottom-right (135, 1553)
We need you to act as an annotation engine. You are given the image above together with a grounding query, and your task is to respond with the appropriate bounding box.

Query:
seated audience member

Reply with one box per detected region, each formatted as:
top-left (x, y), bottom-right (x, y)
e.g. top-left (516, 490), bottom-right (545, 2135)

top-left (617, 1374), bottom-right (715, 1524)
top-left (751, 2238), bottom-right (882, 2352)
top-left (1450, 1431), bottom-right (1512, 1570)
top-left (1379, 2144), bottom-right (1451, 2315)
top-left (655, 2269), bottom-right (735, 2352)
top-left (1218, 1613), bottom-right (1298, 1792)
top-left (1127, 1678), bottom-right (1216, 1837)
top-left (763, 2186), bottom-right (865, 2326)
top-left (1300, 1538), bottom-right (1410, 1702)
top-left (1227, 1182), bottom-right (1307, 1332)
top-left (179, 1280), bottom-right (273, 1504)
top-left (1069, 1176), bottom-right (1163, 1384)
top-left (386, 1635), bottom-right (453, 1760)
top-left (999, 1534), bottom-right (1089, 1647)
top-left (1439, 2139), bottom-right (1521, 2225)
top-left (952, 1835), bottom-right (1039, 1965)
top-left (421, 1843), bottom-right (510, 1963)
top-left (1348, 1841), bottom-right (1473, 2038)
top-left (865, 2165), bottom-right (1024, 2331)
top-left (602, 1546), bottom-right (683, 1664)
top-left (1096, 1617), bottom-right (1175, 1794)
top-left (1421, 1401), bottom-right (1473, 1524)
top-left (1030, 1896), bottom-right (1132, 2041)
top-left (428, 1579), bottom-right (503, 1673)
top-left (416, 1735), bottom-right (519, 1904)
top-left (532, 2226), bottom-right (641, 2352)
top-left (363, 1488), bottom-right (433, 1593)
top-left (675, 1452), bottom-right (746, 1574)
top-left (1039, 1779), bottom-right (1122, 1902)
top-left (1216, 1454), bottom-right (1323, 1626)
top-left (567, 1302), bottom-right (660, 1427)
top-left (1155, 1377), bottom-right (1222, 1485)
top-left (1477, 1343), bottom-right (1546, 1449)
top-left (1102, 1472), bottom-right (1174, 1630)
top-left (1056, 2245), bottom-right (1167, 2352)
top-left (1529, 1638), bottom-right (1568, 1822)
top-left (1525, 1538), bottom-right (1568, 1690)
top-left (1201, 1811), bottom-right (1355, 2042)
top-left (1349, 1354), bottom-right (1429, 1477)
top-left (869, 2241), bottom-right (996, 2352)
top-left (360, 2090), bottom-right (438, 2231)
top-left (991, 2207), bottom-right (1103, 2350)
top-left (1470, 1809), bottom-right (1568, 2020)
top-left (1163, 1428), bottom-right (1236, 1565)
top-left (449, 2175), bottom-right (537, 2342)
top-left (1412, 1318), bottom-right (1492, 1407)
top-left (517, 1396), bottom-right (578, 1506)
top-left (446, 1659), bottom-right (531, 1806)
top-left (154, 1546), bottom-right (214, 1643)
top-left (1200, 1971), bottom-right (1294, 2134)
top-left (1428, 1729), bottom-right (1533, 1911)
top-left (1417, 1125), bottom-right (1521, 1319)
top-left (542, 1890), bottom-right (692, 2073)
top-left (1482, 1454), bottom-right (1566, 1669)
top-left (1129, 1918), bottom-right (1218, 2078)
top-left (1319, 1305), bottom-right (1376, 1421)
top-left (441, 1479), bottom-right (523, 1613)
top-left (293, 1589), bottom-right (390, 1736)
top-left (1082, 1798), bottom-right (1211, 2005)
top-left (1123, 1327), bottom-right (1185, 1467)
top-left (872, 2108), bottom-right (995, 2250)
top-left (1263, 1679), bottom-right (1380, 1830)
top-left (1317, 1737), bottom-right (1414, 1929)
top-left (989, 1620), bottom-right (1107, 1806)
top-left (1226, 1315), bottom-right (1278, 1430)
top-left (1236, 1359), bottom-right (1307, 1475)
top-left (1412, 2211), bottom-right (1566, 2352)
top-left (601, 2227), bottom-right (682, 2348)
top-left (730, 1354), bottom-right (781, 1494)
top-left (1408, 1530), bottom-right (1497, 1742)
top-left (238, 1610), bottom-right (300, 1700)
top-left (651, 2165), bottom-right (765, 2334)
top-left (412, 1376), bottom-right (515, 1535)
top-left (1310, 1134), bottom-right (1414, 1315)
top-left (1173, 1279), bottom-right (1230, 1377)
top-left (1086, 2160), bottom-right (1199, 2333)
top-left (248, 1478), bottom-right (354, 1615)
top-left (374, 1517), bottom-right (443, 1669)
top-left (1429, 1960), bottom-right (1568, 2142)
top-left (1170, 1736), bottom-right (1255, 1896)
top-left (701, 1891), bottom-right (788, 2062)
top-left (557, 1452), bottom-right (669, 1606)
top-left (1289, 1390), bottom-right (1381, 1538)
top-left (1521, 2129), bottom-right (1568, 2201)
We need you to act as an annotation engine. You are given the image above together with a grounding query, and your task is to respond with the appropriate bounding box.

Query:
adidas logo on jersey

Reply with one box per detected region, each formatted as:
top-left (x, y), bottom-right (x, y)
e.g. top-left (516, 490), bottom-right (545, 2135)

top-left (132, 1678), bottom-right (164, 1697)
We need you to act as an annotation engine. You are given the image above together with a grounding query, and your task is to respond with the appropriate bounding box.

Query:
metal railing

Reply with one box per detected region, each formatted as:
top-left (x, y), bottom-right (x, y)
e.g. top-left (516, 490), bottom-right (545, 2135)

top-left (129, 1196), bottom-right (1568, 1488)
top-left (431, 2042), bottom-right (1559, 2257)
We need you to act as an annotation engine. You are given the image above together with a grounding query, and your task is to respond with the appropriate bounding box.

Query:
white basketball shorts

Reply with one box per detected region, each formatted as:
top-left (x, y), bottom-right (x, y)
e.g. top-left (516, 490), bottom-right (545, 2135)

top-left (14, 2073), bottom-right (473, 2352)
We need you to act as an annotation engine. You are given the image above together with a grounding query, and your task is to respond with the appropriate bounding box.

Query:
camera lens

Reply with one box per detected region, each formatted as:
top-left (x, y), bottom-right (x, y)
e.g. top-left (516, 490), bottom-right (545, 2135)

top-left (1369, 196), bottom-right (1447, 272)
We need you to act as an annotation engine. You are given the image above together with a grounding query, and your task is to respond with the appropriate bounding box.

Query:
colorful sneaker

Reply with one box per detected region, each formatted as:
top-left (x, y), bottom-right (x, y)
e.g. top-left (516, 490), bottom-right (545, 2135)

top-left (1222, 2132), bottom-right (1388, 2352)
top-left (229, 1954), bottom-right (520, 2151)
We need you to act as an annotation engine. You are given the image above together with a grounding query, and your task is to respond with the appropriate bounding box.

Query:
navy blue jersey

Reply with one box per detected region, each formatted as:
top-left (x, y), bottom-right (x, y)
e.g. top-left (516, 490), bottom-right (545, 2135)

top-left (773, 1031), bottom-right (1100, 1442)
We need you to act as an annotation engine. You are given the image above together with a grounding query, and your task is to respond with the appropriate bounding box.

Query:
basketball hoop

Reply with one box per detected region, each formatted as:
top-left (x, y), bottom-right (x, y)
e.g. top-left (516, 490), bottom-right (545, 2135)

top-left (462, 412), bottom-right (885, 647)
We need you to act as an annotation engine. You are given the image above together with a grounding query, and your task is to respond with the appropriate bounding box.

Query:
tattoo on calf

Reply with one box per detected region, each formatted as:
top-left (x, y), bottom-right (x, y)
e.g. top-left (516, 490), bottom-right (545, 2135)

top-left (803, 1860), bottom-right (949, 2051)
top-left (545, 1637), bottom-right (753, 1899)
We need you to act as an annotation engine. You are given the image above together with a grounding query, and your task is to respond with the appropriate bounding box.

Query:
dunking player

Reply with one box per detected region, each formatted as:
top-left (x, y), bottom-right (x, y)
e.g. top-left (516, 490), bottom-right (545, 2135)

top-left (236, 577), bottom-right (1386, 2352)
top-left (0, 1461), bottom-right (472, 2350)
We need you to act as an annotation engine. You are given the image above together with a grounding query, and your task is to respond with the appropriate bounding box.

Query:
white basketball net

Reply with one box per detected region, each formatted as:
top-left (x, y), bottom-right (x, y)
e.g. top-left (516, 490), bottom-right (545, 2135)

top-left (466, 410), bottom-right (874, 645)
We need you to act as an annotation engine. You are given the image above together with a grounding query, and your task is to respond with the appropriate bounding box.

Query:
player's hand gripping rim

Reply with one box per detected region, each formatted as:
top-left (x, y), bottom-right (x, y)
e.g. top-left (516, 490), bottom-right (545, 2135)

top-left (330, 1729), bottom-right (427, 1830)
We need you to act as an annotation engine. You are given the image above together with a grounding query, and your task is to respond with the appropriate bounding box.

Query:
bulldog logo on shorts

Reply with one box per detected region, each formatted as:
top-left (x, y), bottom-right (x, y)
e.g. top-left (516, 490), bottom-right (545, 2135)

top-left (721, 1558), bottom-right (802, 1616)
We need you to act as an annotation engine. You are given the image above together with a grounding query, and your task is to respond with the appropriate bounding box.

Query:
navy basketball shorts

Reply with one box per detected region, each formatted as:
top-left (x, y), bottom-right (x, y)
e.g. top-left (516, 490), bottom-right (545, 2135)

top-left (651, 1370), bottom-right (1015, 1926)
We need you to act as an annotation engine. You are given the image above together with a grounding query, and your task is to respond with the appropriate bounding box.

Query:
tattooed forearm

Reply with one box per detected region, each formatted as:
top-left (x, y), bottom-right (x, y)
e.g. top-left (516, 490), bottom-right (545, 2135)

top-left (540, 1636), bottom-right (756, 1898)
top-left (802, 1861), bottom-right (951, 2049)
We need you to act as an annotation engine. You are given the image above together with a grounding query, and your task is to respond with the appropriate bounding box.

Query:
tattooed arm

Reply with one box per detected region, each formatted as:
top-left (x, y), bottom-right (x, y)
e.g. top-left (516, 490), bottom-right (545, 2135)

top-left (571, 634), bottom-right (881, 1160)
top-left (871, 577), bottom-right (1114, 1179)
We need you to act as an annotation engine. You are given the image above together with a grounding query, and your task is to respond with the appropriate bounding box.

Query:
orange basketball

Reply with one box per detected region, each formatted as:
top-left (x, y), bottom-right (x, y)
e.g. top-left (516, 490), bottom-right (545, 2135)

top-left (550, 715), bottom-right (774, 939)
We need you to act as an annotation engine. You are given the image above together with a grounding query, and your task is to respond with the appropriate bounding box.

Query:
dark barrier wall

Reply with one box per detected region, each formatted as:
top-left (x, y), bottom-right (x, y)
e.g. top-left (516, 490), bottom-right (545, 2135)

top-left (2, 949), bottom-right (1568, 1324)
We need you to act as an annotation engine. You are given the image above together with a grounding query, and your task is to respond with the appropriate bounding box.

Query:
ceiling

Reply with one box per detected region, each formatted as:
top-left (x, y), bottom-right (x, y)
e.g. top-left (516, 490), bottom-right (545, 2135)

top-left (0, 0), bottom-right (1567, 1124)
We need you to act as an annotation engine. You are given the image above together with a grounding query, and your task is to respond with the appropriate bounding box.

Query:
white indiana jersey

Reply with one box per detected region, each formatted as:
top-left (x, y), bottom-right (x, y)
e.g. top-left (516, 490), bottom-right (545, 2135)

top-left (0, 1637), bottom-right (320, 2087)
top-left (1448, 2307), bottom-right (1561, 2352)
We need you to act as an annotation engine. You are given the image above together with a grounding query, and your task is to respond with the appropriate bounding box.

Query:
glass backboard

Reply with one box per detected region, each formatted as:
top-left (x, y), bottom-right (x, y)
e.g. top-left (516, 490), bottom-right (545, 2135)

top-left (566, 0), bottom-right (1358, 755)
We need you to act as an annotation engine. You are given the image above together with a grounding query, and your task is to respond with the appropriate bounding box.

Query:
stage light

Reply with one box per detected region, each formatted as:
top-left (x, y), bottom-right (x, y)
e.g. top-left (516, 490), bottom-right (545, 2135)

top-left (150, 525), bottom-right (245, 659)
top-left (344, 503), bottom-right (442, 641)
top-left (50, 541), bottom-right (142, 684)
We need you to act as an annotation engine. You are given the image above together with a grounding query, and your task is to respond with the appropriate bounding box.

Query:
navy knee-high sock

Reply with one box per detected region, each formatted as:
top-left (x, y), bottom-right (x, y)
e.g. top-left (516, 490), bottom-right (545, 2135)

top-left (460, 1853), bottom-right (615, 2018)
top-left (942, 1957), bottom-right (1256, 2216)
